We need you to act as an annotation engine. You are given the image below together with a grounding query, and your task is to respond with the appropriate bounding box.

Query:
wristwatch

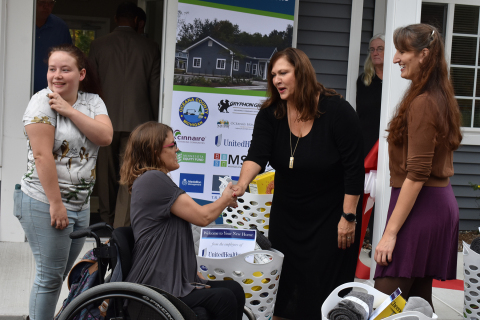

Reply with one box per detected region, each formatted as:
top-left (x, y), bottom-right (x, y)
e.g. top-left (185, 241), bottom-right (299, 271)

top-left (342, 212), bottom-right (357, 223)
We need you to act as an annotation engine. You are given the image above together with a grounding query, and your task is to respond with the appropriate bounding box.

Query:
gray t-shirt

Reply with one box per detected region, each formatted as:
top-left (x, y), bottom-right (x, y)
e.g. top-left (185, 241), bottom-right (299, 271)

top-left (125, 170), bottom-right (206, 297)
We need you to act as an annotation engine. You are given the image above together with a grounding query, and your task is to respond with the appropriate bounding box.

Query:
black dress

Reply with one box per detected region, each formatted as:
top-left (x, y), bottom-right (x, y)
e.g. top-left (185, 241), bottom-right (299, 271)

top-left (245, 95), bottom-right (365, 319)
top-left (356, 73), bottom-right (383, 157)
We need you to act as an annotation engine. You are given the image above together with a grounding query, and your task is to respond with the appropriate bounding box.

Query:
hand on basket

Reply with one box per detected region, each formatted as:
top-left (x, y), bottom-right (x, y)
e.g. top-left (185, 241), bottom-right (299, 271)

top-left (374, 232), bottom-right (396, 266)
top-left (222, 182), bottom-right (238, 208)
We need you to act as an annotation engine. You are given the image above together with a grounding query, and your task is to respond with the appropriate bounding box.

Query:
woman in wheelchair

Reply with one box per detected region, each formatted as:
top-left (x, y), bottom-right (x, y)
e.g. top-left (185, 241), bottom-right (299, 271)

top-left (119, 121), bottom-right (245, 320)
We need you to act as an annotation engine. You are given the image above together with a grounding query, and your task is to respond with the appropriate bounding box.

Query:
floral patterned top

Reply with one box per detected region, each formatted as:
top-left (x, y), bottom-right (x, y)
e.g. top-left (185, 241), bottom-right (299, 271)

top-left (21, 88), bottom-right (108, 211)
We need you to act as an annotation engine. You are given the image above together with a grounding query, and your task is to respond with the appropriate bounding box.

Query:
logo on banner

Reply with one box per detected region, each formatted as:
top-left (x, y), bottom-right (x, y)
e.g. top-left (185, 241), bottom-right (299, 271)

top-left (217, 99), bottom-right (261, 116)
top-left (230, 121), bottom-right (254, 130)
top-left (217, 119), bottom-right (229, 128)
top-left (211, 175), bottom-right (239, 199)
top-left (179, 173), bottom-right (204, 193)
top-left (174, 130), bottom-right (206, 144)
top-left (218, 100), bottom-right (232, 113)
top-left (214, 135), bottom-right (251, 148)
top-left (215, 134), bottom-right (222, 147)
top-left (177, 152), bottom-right (206, 163)
top-left (213, 153), bottom-right (246, 168)
top-left (179, 97), bottom-right (209, 127)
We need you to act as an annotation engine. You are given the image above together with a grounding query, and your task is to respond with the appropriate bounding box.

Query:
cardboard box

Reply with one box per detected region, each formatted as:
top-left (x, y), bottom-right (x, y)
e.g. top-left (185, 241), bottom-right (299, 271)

top-left (249, 171), bottom-right (275, 194)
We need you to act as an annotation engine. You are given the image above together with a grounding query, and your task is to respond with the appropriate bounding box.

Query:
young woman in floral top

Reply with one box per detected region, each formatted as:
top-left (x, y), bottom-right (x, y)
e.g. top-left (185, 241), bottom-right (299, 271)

top-left (16, 44), bottom-right (113, 320)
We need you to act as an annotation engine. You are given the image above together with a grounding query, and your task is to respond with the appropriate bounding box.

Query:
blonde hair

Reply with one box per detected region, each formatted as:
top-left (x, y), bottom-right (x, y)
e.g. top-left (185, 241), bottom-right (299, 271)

top-left (363, 33), bottom-right (385, 86)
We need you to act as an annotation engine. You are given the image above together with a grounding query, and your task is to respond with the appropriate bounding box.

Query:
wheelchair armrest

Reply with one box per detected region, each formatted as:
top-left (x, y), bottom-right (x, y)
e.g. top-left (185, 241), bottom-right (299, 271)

top-left (69, 222), bottom-right (114, 240)
top-left (243, 306), bottom-right (256, 320)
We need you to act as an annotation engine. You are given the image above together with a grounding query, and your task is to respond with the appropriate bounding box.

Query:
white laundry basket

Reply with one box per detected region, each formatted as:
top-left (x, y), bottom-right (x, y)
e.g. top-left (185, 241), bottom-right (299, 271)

top-left (321, 282), bottom-right (438, 320)
top-left (222, 192), bottom-right (273, 237)
top-left (463, 241), bottom-right (480, 319)
top-left (197, 249), bottom-right (284, 320)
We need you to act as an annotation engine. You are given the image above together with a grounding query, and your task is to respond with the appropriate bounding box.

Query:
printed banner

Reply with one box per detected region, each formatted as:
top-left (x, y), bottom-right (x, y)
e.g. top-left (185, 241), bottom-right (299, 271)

top-left (171, 0), bottom-right (296, 201)
top-left (198, 228), bottom-right (256, 261)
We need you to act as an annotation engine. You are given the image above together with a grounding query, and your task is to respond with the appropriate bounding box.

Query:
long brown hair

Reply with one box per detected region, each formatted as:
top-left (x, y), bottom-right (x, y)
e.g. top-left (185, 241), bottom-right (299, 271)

top-left (262, 47), bottom-right (339, 121)
top-left (48, 44), bottom-right (103, 97)
top-left (119, 122), bottom-right (172, 192)
top-left (387, 24), bottom-right (462, 150)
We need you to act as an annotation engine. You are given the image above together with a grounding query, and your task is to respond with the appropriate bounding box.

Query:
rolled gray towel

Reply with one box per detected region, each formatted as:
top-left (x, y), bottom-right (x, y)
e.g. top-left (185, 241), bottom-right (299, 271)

top-left (402, 296), bottom-right (433, 320)
top-left (328, 291), bottom-right (374, 320)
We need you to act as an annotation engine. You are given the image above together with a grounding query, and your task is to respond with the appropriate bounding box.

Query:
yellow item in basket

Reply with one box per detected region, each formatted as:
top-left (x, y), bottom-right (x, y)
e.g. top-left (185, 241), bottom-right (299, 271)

top-left (249, 171), bottom-right (275, 194)
top-left (372, 294), bottom-right (406, 319)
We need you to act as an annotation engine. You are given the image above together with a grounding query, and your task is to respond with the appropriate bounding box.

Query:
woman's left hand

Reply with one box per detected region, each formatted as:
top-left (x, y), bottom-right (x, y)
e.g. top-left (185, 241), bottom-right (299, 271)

top-left (337, 217), bottom-right (355, 249)
top-left (48, 93), bottom-right (74, 118)
top-left (374, 232), bottom-right (397, 266)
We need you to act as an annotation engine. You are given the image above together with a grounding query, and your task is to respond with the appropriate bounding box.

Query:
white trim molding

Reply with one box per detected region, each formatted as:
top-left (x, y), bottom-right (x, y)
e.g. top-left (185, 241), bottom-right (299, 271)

top-left (370, 0), bottom-right (423, 279)
top-left (345, 0), bottom-right (364, 108)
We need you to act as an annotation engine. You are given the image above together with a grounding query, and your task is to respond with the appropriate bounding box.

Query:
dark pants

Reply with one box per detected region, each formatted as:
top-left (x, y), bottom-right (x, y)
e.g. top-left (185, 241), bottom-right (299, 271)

top-left (96, 131), bottom-right (131, 228)
top-left (179, 281), bottom-right (245, 320)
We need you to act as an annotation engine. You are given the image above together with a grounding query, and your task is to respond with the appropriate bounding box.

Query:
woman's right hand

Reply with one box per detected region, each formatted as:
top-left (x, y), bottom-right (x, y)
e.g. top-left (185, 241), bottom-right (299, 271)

top-left (50, 202), bottom-right (69, 230)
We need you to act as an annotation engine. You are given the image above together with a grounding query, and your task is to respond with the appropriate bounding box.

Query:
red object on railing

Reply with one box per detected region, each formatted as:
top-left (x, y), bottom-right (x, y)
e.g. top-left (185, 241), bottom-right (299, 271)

top-left (355, 140), bottom-right (379, 279)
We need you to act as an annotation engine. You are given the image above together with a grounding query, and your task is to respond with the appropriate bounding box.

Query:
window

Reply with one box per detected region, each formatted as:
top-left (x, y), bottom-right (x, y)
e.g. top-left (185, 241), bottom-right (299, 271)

top-left (208, 40), bottom-right (213, 47)
top-left (245, 62), bottom-right (251, 72)
top-left (233, 60), bottom-right (239, 71)
top-left (421, 2), bottom-right (480, 128)
top-left (450, 4), bottom-right (480, 128)
top-left (193, 57), bottom-right (201, 68)
top-left (69, 29), bottom-right (95, 55)
top-left (216, 59), bottom-right (226, 70)
top-left (252, 64), bottom-right (258, 75)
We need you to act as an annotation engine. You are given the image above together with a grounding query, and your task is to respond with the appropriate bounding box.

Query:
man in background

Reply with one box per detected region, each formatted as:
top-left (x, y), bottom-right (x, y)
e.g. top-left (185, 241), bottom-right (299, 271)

top-left (89, 1), bottom-right (160, 228)
top-left (135, 6), bottom-right (147, 35)
top-left (34, 0), bottom-right (72, 93)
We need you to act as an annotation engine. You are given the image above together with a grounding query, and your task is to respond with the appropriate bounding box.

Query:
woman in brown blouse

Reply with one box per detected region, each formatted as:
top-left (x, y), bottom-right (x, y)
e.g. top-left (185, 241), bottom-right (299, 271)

top-left (373, 24), bottom-right (462, 308)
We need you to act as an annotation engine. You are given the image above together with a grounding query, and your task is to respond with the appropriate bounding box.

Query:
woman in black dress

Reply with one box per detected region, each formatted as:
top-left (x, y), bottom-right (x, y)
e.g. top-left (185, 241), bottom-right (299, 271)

top-left (233, 48), bottom-right (364, 319)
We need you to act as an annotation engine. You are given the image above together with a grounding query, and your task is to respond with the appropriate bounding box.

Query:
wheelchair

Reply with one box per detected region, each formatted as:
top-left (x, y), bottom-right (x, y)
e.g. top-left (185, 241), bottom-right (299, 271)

top-left (58, 222), bottom-right (256, 320)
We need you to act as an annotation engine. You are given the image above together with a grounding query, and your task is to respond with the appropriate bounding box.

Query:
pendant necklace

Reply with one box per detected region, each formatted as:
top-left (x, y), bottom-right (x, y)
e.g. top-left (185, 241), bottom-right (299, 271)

top-left (288, 108), bottom-right (304, 169)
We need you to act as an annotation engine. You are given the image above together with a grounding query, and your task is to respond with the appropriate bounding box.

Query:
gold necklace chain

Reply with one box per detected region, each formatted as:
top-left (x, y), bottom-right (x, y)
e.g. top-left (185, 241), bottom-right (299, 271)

top-left (287, 107), bottom-right (304, 169)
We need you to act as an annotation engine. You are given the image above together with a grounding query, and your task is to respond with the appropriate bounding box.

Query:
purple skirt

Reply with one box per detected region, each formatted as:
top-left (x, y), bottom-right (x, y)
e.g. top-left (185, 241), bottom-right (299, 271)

top-left (374, 183), bottom-right (459, 280)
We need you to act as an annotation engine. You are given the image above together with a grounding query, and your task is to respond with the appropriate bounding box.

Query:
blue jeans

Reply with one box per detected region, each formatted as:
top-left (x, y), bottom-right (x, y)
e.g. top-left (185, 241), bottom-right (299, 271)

top-left (14, 190), bottom-right (90, 320)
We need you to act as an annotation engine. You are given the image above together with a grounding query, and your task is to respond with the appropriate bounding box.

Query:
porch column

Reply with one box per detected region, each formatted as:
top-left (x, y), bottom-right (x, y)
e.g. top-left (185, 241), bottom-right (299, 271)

top-left (370, 0), bottom-right (422, 279)
top-left (264, 61), bottom-right (268, 80)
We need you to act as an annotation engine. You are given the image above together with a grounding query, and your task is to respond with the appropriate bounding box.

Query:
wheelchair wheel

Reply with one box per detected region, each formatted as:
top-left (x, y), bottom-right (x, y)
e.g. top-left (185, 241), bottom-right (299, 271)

top-left (58, 282), bottom-right (185, 320)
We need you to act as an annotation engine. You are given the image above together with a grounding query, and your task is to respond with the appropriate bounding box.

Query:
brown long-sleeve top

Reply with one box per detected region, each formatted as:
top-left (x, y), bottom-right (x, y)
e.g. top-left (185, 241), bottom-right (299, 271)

top-left (389, 94), bottom-right (454, 188)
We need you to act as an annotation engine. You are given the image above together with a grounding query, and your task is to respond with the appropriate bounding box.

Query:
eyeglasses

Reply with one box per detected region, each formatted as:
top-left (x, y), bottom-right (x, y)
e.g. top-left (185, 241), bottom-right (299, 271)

top-left (163, 141), bottom-right (177, 149)
top-left (369, 47), bottom-right (384, 53)
top-left (37, 0), bottom-right (56, 7)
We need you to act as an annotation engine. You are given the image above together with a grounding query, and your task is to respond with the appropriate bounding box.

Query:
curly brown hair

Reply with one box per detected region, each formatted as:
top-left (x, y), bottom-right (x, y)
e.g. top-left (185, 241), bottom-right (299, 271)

top-left (119, 121), bottom-right (172, 192)
top-left (262, 47), bottom-right (339, 121)
top-left (387, 24), bottom-right (462, 150)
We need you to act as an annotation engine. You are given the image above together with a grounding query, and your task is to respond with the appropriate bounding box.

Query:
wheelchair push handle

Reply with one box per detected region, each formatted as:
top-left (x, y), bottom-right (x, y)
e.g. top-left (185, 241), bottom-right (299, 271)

top-left (69, 222), bottom-right (114, 240)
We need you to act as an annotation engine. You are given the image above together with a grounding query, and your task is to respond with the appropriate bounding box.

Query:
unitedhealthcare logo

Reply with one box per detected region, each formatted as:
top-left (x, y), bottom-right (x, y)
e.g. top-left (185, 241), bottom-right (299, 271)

top-left (214, 134), bottom-right (251, 148)
top-left (215, 134), bottom-right (222, 147)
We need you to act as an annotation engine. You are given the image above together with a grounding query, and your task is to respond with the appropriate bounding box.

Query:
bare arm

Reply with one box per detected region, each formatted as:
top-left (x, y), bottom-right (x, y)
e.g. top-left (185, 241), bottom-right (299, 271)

top-left (337, 194), bottom-right (360, 249)
top-left (232, 160), bottom-right (262, 197)
top-left (374, 178), bottom-right (424, 266)
top-left (25, 124), bottom-right (69, 229)
top-left (48, 92), bottom-right (113, 146)
top-left (171, 182), bottom-right (237, 227)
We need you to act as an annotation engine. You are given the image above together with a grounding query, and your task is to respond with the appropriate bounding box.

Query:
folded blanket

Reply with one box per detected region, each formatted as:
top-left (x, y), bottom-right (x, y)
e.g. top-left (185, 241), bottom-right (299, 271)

top-left (328, 291), bottom-right (374, 320)
top-left (402, 296), bottom-right (433, 320)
